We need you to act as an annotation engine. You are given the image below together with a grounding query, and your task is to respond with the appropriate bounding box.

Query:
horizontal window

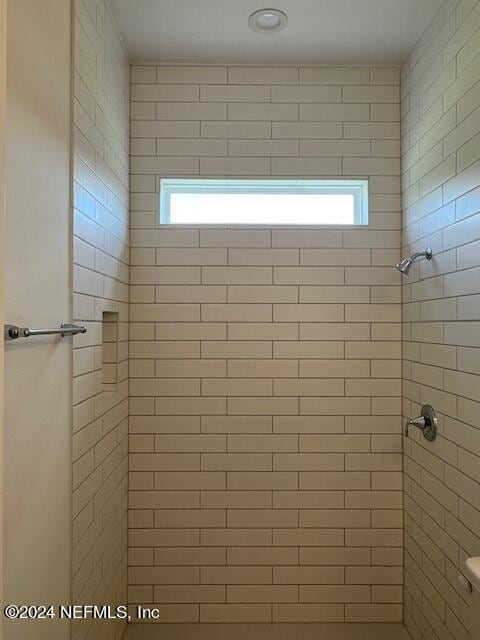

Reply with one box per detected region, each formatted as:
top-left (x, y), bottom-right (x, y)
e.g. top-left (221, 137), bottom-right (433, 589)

top-left (160, 179), bottom-right (368, 226)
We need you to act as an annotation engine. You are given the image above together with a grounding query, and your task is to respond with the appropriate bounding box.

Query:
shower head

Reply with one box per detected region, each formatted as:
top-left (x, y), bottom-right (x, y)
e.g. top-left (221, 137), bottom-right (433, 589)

top-left (396, 257), bottom-right (414, 274)
top-left (396, 248), bottom-right (433, 275)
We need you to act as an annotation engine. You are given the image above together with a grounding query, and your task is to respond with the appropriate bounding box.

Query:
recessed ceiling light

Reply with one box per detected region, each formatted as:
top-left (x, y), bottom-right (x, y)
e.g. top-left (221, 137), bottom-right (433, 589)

top-left (249, 8), bottom-right (288, 34)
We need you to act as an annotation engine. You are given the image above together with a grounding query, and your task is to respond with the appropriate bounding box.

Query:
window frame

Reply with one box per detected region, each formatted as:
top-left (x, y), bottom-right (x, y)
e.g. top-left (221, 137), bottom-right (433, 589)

top-left (159, 178), bottom-right (369, 226)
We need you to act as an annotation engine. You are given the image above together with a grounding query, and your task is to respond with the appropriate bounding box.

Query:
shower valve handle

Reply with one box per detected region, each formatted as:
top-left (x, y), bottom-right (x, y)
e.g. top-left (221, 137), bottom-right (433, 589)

top-left (405, 405), bottom-right (437, 442)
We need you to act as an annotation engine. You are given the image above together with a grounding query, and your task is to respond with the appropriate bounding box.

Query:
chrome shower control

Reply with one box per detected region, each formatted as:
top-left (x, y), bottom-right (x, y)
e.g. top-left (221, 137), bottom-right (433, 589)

top-left (405, 404), bottom-right (437, 442)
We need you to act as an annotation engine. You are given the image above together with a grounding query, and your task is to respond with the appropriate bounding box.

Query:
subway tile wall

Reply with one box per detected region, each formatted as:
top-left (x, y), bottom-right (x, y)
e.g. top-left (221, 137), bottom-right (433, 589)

top-left (401, 0), bottom-right (480, 638)
top-left (72, 1), bottom-right (130, 638)
top-left (128, 63), bottom-right (403, 622)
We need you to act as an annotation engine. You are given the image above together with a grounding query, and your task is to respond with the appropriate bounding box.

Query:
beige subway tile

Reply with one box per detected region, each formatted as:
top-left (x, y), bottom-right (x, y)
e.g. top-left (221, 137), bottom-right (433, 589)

top-left (372, 585), bottom-right (403, 603)
top-left (131, 65), bottom-right (156, 83)
top-left (272, 85), bottom-right (341, 102)
top-left (300, 360), bottom-right (370, 378)
top-left (130, 303), bottom-right (200, 322)
top-left (132, 84), bottom-right (199, 102)
top-left (273, 416), bottom-right (344, 434)
top-left (346, 453), bottom-right (402, 471)
top-left (203, 378), bottom-right (272, 396)
top-left (272, 157), bottom-right (342, 176)
top-left (202, 341), bottom-right (272, 359)
top-left (129, 490), bottom-right (199, 510)
top-left (300, 547), bottom-right (370, 565)
top-left (155, 397), bottom-right (226, 415)
top-left (228, 286), bottom-right (297, 304)
top-left (156, 66), bottom-right (227, 84)
top-left (228, 102), bottom-right (298, 121)
top-left (129, 528), bottom-right (199, 547)
top-left (300, 67), bottom-right (370, 84)
top-left (300, 139), bottom-right (371, 157)
top-left (153, 585), bottom-right (225, 604)
top-left (345, 487), bottom-right (403, 509)
top-left (229, 66), bottom-right (298, 84)
top-left (228, 139), bottom-right (299, 157)
top-left (130, 378), bottom-right (200, 396)
top-left (201, 528), bottom-right (272, 546)
top-left (300, 585), bottom-right (370, 603)
top-left (156, 248), bottom-right (227, 266)
top-left (202, 156), bottom-right (272, 175)
top-left (154, 434), bottom-right (225, 452)
top-left (300, 285), bottom-right (370, 304)
top-left (131, 120), bottom-right (200, 139)
top-left (131, 155), bottom-right (199, 175)
top-left (142, 604), bottom-right (198, 622)
top-left (272, 122), bottom-right (342, 139)
top-left (202, 491), bottom-right (271, 509)
top-left (130, 453), bottom-right (200, 471)
top-left (300, 103), bottom-right (369, 121)
top-left (155, 285), bottom-right (226, 303)
top-left (274, 379), bottom-right (344, 396)
top-left (201, 121), bottom-right (271, 139)
top-left (273, 603), bottom-right (344, 622)
top-left (229, 249), bottom-right (298, 266)
top-left (346, 604), bottom-right (402, 621)
top-left (228, 585), bottom-right (297, 603)
top-left (228, 396), bottom-right (298, 416)
top-left (345, 530), bottom-right (402, 548)
top-left (157, 138), bottom-right (227, 156)
top-left (346, 379), bottom-right (401, 396)
top-left (274, 453), bottom-right (344, 471)
top-left (202, 304), bottom-right (272, 322)
top-left (274, 341), bottom-right (344, 359)
top-left (200, 230), bottom-right (271, 248)
top-left (300, 471), bottom-right (370, 490)
top-left (300, 434), bottom-right (370, 452)
top-left (228, 509), bottom-right (297, 528)
top-left (346, 565), bottom-right (404, 584)
top-left (130, 341), bottom-right (200, 359)
top-left (131, 229), bottom-right (199, 248)
top-left (202, 453), bottom-right (272, 471)
top-left (152, 510), bottom-right (225, 528)
top-left (300, 509), bottom-right (370, 528)
top-left (272, 230), bottom-right (342, 248)
top-left (154, 471), bottom-right (225, 490)
top-left (155, 359), bottom-right (226, 378)
top-left (200, 603), bottom-right (271, 622)
top-left (228, 359), bottom-right (297, 378)
top-left (274, 304), bottom-right (344, 322)
top-left (274, 566), bottom-right (344, 584)
top-left (228, 323), bottom-right (298, 341)
top-left (227, 434), bottom-right (297, 453)
top-left (346, 342), bottom-right (401, 359)
top-left (227, 471), bottom-right (298, 490)
top-left (155, 323), bottom-right (226, 340)
top-left (301, 397), bottom-right (371, 415)
top-left (274, 491), bottom-right (344, 509)
top-left (274, 266), bottom-right (344, 285)
top-left (201, 415), bottom-right (272, 434)
top-left (273, 528), bottom-right (344, 547)
top-left (156, 102), bottom-right (226, 121)
top-left (128, 565), bottom-right (199, 585)
top-left (201, 84), bottom-right (270, 102)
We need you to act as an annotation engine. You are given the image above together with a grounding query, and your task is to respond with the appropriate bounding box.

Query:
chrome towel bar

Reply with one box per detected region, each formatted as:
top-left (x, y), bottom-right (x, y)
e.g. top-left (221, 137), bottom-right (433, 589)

top-left (4, 322), bottom-right (87, 341)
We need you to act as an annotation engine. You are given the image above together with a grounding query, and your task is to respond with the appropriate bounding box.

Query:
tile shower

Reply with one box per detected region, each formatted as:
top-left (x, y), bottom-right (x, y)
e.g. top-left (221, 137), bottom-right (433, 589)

top-left (69, 0), bottom-right (480, 637)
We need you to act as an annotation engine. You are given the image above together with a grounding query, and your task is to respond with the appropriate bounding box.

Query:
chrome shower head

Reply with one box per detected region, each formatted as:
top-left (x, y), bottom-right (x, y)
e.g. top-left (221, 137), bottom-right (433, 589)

top-left (396, 257), bottom-right (413, 274)
top-left (396, 248), bottom-right (433, 275)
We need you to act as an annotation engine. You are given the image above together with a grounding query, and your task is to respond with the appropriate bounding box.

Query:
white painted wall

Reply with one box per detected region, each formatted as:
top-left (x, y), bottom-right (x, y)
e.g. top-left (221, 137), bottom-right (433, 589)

top-left (4, 1), bottom-right (72, 638)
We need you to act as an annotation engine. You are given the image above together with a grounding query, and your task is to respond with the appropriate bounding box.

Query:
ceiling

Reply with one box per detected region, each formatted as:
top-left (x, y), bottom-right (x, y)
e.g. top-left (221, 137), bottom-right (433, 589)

top-left (109, 0), bottom-right (443, 65)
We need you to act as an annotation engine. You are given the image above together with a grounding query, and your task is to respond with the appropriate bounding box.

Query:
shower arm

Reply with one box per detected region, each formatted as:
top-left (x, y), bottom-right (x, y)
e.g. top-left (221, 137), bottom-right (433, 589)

top-left (409, 248), bottom-right (433, 262)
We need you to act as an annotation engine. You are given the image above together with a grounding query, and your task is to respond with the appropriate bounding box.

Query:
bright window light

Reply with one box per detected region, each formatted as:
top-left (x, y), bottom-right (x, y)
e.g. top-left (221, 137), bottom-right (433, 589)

top-left (160, 179), bottom-right (368, 226)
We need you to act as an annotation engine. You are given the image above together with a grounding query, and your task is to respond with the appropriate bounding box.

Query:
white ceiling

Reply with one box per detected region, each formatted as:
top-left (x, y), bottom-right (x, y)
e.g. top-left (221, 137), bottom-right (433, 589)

top-left (109, 0), bottom-right (443, 65)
